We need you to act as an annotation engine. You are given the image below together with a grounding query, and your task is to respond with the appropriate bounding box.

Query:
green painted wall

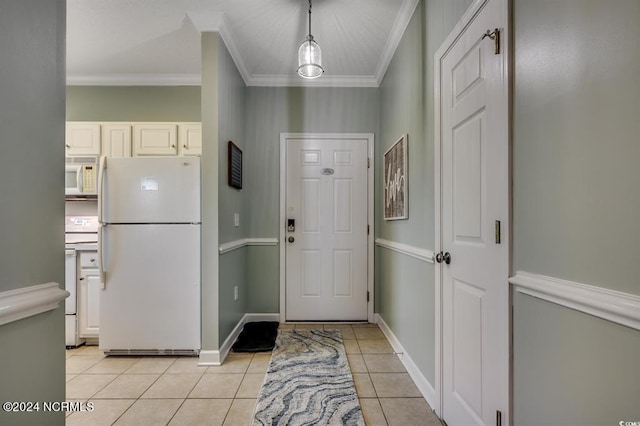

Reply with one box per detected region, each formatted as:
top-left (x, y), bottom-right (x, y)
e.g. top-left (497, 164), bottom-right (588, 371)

top-left (66, 86), bottom-right (200, 121)
top-left (0, 1), bottom-right (66, 424)
top-left (200, 33), bottom-right (220, 351)
top-left (512, 0), bottom-right (640, 423)
top-left (216, 35), bottom-right (248, 344)
top-left (243, 87), bottom-right (379, 313)
top-left (376, 0), bottom-right (473, 390)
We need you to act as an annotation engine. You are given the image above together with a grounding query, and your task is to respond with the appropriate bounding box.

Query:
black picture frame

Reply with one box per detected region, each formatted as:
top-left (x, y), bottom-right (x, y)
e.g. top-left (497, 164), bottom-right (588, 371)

top-left (228, 141), bottom-right (243, 190)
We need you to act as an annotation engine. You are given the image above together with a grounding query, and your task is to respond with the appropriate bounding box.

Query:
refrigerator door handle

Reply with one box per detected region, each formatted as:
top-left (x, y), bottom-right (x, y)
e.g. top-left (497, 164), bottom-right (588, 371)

top-left (98, 156), bottom-right (106, 223)
top-left (98, 224), bottom-right (106, 288)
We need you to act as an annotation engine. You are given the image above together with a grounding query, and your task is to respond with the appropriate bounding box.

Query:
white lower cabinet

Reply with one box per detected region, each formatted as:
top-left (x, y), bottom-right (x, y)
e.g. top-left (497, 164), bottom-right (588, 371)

top-left (78, 251), bottom-right (101, 338)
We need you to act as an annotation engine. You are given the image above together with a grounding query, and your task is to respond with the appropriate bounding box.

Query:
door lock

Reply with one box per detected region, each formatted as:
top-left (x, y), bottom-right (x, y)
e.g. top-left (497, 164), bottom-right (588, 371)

top-left (288, 236), bottom-right (295, 243)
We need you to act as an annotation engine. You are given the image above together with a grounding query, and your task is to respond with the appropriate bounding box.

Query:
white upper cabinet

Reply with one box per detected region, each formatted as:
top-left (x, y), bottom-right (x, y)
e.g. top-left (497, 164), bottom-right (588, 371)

top-left (66, 122), bottom-right (101, 156)
top-left (132, 123), bottom-right (178, 156)
top-left (65, 122), bottom-right (201, 157)
top-left (179, 123), bottom-right (202, 156)
top-left (102, 123), bottom-right (132, 158)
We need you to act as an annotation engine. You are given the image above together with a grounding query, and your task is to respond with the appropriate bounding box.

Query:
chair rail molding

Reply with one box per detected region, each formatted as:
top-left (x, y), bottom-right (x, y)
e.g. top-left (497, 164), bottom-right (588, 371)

top-left (375, 238), bottom-right (434, 263)
top-left (510, 271), bottom-right (640, 331)
top-left (219, 238), bottom-right (279, 254)
top-left (0, 282), bottom-right (69, 326)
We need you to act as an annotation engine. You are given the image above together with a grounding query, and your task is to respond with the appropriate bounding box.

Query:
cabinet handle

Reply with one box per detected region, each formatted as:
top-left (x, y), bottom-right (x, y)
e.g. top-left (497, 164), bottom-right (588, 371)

top-left (65, 144), bottom-right (71, 148)
top-left (183, 145), bottom-right (188, 149)
top-left (90, 258), bottom-right (96, 263)
top-left (171, 144), bottom-right (176, 148)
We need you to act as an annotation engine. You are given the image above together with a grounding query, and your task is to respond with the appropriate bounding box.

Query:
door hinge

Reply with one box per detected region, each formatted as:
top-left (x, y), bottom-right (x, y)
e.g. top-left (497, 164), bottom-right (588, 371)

top-left (495, 220), bottom-right (501, 244)
top-left (367, 225), bottom-right (370, 235)
top-left (367, 291), bottom-right (370, 302)
top-left (367, 158), bottom-right (370, 168)
top-left (497, 410), bottom-right (502, 426)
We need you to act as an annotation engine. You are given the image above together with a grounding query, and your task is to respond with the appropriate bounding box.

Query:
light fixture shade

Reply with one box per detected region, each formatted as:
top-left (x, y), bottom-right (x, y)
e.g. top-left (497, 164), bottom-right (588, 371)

top-left (297, 36), bottom-right (324, 79)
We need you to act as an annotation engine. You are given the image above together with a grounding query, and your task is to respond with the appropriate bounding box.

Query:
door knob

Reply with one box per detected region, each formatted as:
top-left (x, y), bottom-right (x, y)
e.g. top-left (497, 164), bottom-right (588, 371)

top-left (434, 251), bottom-right (451, 264)
top-left (288, 236), bottom-right (295, 243)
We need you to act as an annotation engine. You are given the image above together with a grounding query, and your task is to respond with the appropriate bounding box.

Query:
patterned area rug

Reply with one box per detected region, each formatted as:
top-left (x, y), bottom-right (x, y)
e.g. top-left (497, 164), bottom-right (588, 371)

top-left (252, 329), bottom-right (364, 426)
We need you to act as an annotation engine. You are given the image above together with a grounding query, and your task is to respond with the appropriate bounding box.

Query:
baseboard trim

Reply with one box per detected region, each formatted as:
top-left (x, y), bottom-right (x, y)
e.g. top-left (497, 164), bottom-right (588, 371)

top-left (198, 313), bottom-right (280, 366)
top-left (0, 282), bottom-right (68, 327)
top-left (510, 271), bottom-right (640, 331)
top-left (375, 314), bottom-right (437, 409)
top-left (219, 238), bottom-right (279, 254)
top-left (375, 238), bottom-right (434, 263)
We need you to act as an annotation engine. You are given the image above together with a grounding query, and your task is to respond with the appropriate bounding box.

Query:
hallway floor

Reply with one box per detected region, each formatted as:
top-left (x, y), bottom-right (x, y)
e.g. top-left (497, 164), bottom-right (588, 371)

top-left (65, 323), bottom-right (442, 425)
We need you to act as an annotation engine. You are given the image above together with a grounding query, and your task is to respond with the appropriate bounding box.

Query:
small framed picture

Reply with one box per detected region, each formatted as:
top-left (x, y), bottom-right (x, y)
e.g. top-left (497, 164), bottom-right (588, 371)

top-left (228, 141), bottom-right (243, 190)
top-left (383, 134), bottom-right (408, 220)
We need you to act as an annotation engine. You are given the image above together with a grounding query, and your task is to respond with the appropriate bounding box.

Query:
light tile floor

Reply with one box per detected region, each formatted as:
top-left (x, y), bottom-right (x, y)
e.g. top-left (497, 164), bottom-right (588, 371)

top-left (65, 323), bottom-right (443, 425)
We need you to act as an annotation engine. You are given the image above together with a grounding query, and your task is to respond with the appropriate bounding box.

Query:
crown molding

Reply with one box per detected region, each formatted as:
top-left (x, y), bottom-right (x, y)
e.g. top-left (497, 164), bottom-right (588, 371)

top-left (68, 0), bottom-right (419, 88)
top-left (66, 73), bottom-right (201, 86)
top-left (374, 0), bottom-right (420, 86)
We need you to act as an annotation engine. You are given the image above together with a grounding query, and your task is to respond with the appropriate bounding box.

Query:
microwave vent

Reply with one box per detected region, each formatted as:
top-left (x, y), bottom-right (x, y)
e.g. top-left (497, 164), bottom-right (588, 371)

top-left (66, 156), bottom-right (98, 164)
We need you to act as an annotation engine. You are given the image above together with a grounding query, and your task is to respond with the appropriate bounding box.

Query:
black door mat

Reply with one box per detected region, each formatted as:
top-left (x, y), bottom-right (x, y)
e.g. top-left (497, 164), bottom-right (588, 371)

top-left (232, 321), bottom-right (279, 352)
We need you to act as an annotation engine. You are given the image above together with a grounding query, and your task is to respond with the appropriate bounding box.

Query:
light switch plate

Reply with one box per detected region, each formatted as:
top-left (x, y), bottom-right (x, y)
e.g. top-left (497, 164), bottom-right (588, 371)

top-left (234, 213), bottom-right (240, 227)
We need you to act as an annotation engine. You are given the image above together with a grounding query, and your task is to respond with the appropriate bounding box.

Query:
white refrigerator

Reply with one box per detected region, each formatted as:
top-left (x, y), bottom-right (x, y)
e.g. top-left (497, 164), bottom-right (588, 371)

top-left (98, 156), bottom-right (201, 355)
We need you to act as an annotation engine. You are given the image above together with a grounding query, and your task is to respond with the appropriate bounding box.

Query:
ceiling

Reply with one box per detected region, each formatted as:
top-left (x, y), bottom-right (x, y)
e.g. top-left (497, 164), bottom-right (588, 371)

top-left (66, 0), bottom-right (419, 87)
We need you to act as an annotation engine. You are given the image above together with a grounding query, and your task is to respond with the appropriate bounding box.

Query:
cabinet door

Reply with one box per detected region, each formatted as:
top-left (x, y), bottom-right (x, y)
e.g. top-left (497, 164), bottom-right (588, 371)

top-left (102, 123), bottom-right (132, 158)
top-left (66, 122), bottom-right (101, 156)
top-left (179, 123), bottom-right (202, 156)
top-left (79, 268), bottom-right (101, 338)
top-left (133, 123), bottom-right (178, 156)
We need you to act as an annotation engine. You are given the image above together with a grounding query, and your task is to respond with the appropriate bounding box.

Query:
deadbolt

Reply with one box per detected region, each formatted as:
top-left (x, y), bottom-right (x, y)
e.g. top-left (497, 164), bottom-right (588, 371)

top-left (288, 236), bottom-right (295, 243)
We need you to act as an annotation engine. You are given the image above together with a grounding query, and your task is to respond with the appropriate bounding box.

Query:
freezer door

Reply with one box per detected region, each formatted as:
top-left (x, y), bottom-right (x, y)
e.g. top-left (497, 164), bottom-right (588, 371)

top-left (102, 157), bottom-right (200, 223)
top-left (99, 224), bottom-right (200, 351)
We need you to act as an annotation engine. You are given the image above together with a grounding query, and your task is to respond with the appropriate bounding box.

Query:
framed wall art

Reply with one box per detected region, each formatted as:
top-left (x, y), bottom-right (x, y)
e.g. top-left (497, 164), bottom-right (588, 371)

top-left (228, 141), bottom-right (243, 189)
top-left (383, 134), bottom-right (408, 220)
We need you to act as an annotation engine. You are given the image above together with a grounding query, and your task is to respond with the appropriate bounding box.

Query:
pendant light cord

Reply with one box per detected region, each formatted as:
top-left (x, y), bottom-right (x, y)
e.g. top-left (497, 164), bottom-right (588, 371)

top-left (308, 0), bottom-right (312, 37)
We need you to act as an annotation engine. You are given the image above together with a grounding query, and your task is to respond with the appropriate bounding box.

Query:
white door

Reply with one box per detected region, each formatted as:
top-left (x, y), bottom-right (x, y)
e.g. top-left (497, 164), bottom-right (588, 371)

top-left (99, 224), bottom-right (200, 351)
top-left (284, 136), bottom-right (369, 321)
top-left (436, 0), bottom-right (509, 424)
top-left (100, 156), bottom-right (200, 224)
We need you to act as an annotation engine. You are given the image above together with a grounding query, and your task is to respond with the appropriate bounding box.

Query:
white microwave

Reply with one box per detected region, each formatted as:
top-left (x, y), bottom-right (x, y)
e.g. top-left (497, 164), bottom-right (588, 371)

top-left (65, 157), bottom-right (98, 196)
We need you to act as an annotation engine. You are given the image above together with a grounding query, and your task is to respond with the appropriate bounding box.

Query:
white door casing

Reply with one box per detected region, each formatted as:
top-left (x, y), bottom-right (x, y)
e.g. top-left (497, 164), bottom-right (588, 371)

top-left (280, 133), bottom-right (374, 322)
top-left (434, 0), bottom-right (510, 425)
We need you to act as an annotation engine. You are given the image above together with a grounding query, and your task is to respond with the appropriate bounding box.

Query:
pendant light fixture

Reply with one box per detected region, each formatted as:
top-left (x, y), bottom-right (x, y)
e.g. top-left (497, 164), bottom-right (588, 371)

top-left (297, 0), bottom-right (324, 79)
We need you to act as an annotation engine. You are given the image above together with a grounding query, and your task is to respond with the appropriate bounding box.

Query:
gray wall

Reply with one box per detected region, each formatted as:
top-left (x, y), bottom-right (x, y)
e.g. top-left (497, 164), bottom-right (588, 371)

top-left (243, 87), bottom-right (380, 313)
top-left (66, 86), bottom-right (201, 122)
top-left (200, 33), bottom-right (220, 350)
top-left (375, 0), bottom-right (473, 391)
top-left (216, 35), bottom-right (248, 343)
top-left (512, 0), bottom-right (640, 423)
top-left (0, 0), bottom-right (66, 425)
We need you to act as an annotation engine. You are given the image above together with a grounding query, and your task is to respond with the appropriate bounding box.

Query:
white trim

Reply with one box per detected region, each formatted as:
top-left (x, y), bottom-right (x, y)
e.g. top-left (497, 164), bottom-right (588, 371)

top-left (510, 271), bottom-right (640, 331)
top-left (375, 314), bottom-right (437, 410)
top-left (375, 0), bottom-right (421, 86)
top-left (280, 133), bottom-right (375, 324)
top-left (198, 313), bottom-right (280, 366)
top-left (66, 74), bottom-right (201, 86)
top-left (0, 282), bottom-right (69, 326)
top-left (219, 238), bottom-right (279, 254)
top-left (375, 238), bottom-right (434, 263)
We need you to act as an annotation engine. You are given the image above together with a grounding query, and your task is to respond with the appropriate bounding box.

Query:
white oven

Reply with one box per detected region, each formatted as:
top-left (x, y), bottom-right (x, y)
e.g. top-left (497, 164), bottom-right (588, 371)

top-left (65, 157), bottom-right (98, 196)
